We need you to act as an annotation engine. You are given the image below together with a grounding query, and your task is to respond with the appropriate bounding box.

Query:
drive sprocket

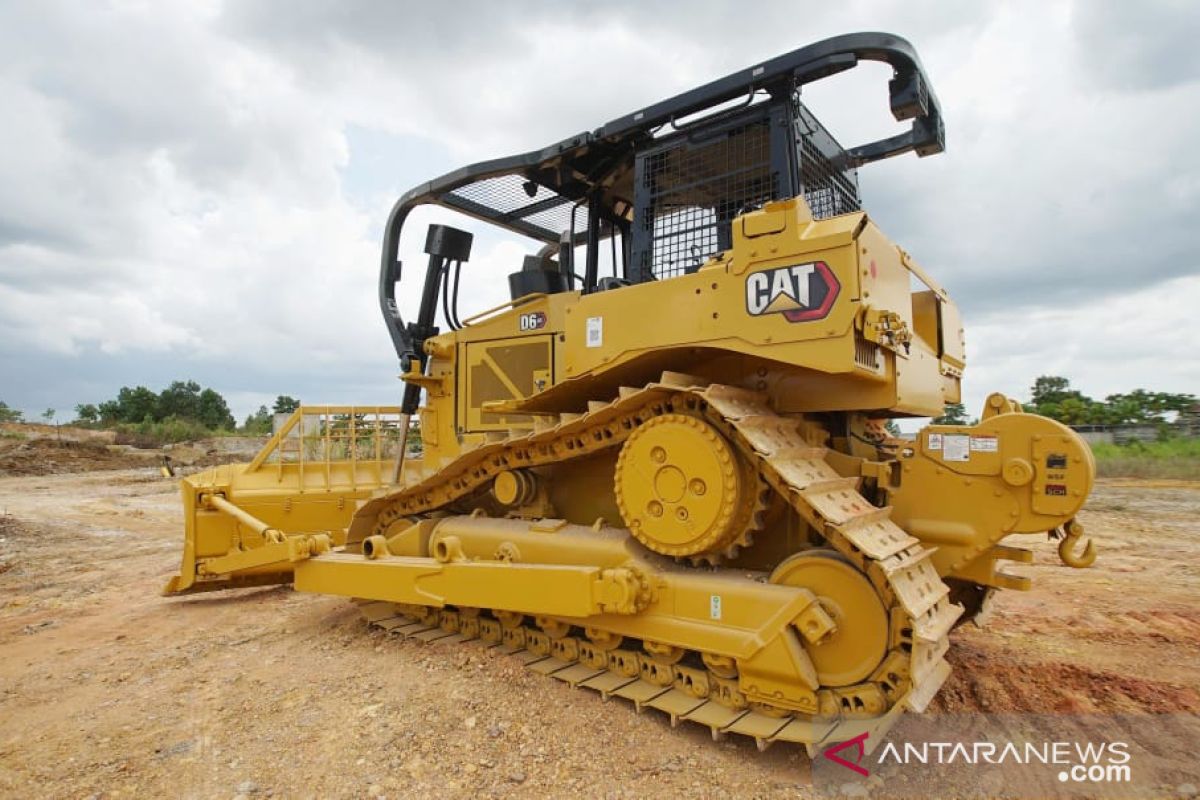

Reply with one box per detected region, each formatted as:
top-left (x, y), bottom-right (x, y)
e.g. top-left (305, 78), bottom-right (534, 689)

top-left (614, 413), bottom-right (761, 559)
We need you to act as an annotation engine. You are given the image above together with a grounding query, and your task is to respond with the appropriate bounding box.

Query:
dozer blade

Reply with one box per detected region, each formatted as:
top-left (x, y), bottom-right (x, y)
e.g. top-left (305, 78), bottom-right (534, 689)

top-left (163, 405), bottom-right (402, 595)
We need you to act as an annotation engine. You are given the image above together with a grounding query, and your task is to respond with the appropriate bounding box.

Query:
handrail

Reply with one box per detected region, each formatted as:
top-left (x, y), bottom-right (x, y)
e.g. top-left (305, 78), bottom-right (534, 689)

top-left (459, 292), bottom-right (549, 327)
top-left (244, 405), bottom-right (404, 476)
top-left (245, 407), bottom-right (304, 473)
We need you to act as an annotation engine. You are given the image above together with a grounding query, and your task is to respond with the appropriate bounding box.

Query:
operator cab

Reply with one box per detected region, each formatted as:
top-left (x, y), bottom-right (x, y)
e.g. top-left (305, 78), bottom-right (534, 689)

top-left (381, 33), bottom-right (945, 413)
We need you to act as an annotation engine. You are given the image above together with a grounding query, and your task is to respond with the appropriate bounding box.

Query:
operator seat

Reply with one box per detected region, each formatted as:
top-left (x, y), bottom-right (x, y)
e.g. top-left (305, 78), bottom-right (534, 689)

top-left (509, 254), bottom-right (568, 300)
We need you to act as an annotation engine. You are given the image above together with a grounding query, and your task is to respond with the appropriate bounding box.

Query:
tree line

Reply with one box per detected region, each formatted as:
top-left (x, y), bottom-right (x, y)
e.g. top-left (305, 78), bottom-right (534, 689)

top-left (934, 376), bottom-right (1195, 428)
top-left (74, 381), bottom-right (236, 430)
top-left (67, 383), bottom-right (302, 436)
top-left (1023, 376), bottom-right (1194, 426)
top-left (0, 385), bottom-right (303, 444)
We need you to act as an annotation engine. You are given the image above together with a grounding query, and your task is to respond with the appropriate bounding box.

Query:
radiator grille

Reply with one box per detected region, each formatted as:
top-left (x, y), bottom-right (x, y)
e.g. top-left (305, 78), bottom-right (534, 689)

top-left (855, 339), bottom-right (882, 372)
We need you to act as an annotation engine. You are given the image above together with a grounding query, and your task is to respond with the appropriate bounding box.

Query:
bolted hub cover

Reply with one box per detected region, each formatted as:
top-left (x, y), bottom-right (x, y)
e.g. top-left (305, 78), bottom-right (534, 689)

top-left (614, 413), bottom-right (752, 557)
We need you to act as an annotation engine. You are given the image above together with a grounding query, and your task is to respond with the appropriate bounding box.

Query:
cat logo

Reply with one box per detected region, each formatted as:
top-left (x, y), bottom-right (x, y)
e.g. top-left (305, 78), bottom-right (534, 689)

top-left (744, 261), bottom-right (840, 323)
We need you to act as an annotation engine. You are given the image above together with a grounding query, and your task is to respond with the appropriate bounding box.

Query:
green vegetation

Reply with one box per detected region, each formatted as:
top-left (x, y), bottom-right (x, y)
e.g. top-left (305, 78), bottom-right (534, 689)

top-left (1026, 376), bottom-right (1195, 427)
top-left (242, 406), bottom-right (274, 435)
top-left (932, 402), bottom-right (973, 425)
top-left (0, 401), bottom-right (23, 423)
top-left (72, 380), bottom-right (240, 446)
top-left (1090, 438), bottom-right (1200, 480)
top-left (114, 416), bottom-right (217, 447)
top-left (1019, 376), bottom-right (1198, 479)
top-left (242, 397), bottom-right (302, 435)
top-left (69, 385), bottom-right (299, 445)
top-left (78, 380), bottom-right (235, 430)
top-left (272, 395), bottom-right (300, 414)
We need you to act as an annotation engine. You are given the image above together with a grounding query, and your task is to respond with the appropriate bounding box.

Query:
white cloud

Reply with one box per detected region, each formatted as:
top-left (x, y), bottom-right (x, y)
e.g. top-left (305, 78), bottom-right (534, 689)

top-left (0, 1), bottom-right (1196, 421)
top-left (963, 274), bottom-right (1200, 413)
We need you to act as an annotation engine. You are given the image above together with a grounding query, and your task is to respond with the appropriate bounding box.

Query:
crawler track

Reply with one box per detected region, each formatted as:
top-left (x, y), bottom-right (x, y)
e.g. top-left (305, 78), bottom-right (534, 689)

top-left (352, 374), bottom-right (961, 750)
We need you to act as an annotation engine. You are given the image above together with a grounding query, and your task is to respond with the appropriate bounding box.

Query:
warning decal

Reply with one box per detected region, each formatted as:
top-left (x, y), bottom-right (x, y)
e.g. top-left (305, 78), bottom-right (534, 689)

top-left (927, 432), bottom-right (943, 451)
top-left (942, 434), bottom-right (970, 462)
top-left (971, 436), bottom-right (999, 453)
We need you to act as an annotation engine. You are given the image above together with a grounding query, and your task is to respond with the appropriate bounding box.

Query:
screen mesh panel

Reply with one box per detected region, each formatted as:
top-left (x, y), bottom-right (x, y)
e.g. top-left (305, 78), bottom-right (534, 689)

top-left (634, 116), bottom-right (777, 280)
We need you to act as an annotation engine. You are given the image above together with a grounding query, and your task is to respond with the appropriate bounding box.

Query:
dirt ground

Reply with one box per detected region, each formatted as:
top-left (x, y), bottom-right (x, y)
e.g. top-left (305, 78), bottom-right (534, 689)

top-left (0, 438), bottom-right (160, 476)
top-left (0, 429), bottom-right (261, 478)
top-left (0, 468), bottom-right (1198, 798)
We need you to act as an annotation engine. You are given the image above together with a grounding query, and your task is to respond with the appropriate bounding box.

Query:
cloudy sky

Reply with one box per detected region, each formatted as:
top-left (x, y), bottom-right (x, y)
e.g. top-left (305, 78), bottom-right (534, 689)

top-left (0, 0), bottom-right (1196, 425)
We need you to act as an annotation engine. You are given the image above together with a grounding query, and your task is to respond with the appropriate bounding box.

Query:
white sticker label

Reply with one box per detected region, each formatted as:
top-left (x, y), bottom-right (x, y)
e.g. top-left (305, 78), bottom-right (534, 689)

top-left (586, 316), bottom-right (603, 348)
top-left (927, 432), bottom-right (943, 451)
top-left (971, 436), bottom-right (999, 453)
top-left (710, 594), bottom-right (722, 620)
top-left (942, 434), bottom-right (970, 462)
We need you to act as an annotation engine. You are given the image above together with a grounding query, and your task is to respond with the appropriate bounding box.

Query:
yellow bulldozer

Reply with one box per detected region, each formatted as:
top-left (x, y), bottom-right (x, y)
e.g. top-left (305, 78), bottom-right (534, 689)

top-left (164, 32), bottom-right (1097, 752)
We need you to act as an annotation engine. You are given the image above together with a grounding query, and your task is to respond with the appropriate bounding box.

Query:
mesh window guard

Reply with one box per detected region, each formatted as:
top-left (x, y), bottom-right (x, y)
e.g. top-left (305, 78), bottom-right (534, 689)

top-left (631, 98), bottom-right (860, 282)
top-left (444, 175), bottom-right (587, 243)
top-left (795, 101), bottom-right (861, 220)
top-left (634, 116), bottom-right (777, 280)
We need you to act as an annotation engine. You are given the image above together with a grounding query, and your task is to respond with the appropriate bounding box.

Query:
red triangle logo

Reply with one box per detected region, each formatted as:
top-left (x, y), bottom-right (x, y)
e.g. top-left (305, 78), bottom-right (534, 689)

top-left (822, 732), bottom-right (869, 776)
